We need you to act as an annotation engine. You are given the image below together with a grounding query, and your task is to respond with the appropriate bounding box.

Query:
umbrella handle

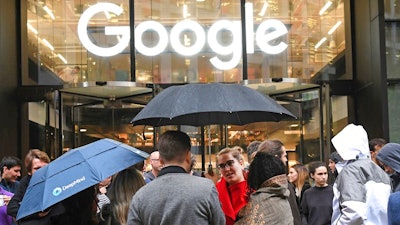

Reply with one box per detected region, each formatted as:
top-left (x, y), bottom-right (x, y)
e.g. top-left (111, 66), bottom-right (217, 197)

top-left (207, 126), bottom-right (214, 176)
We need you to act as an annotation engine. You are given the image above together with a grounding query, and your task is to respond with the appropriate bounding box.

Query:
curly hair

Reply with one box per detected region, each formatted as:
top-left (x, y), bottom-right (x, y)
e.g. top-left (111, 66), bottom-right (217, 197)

top-left (247, 151), bottom-right (286, 190)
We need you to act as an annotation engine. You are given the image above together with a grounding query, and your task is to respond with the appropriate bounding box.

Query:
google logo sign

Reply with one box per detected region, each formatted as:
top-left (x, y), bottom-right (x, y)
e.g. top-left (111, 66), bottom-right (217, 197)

top-left (78, 3), bottom-right (288, 70)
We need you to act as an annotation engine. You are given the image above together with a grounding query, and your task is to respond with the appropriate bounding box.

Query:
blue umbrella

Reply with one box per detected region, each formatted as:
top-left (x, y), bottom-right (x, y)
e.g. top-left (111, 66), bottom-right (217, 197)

top-left (16, 138), bottom-right (148, 220)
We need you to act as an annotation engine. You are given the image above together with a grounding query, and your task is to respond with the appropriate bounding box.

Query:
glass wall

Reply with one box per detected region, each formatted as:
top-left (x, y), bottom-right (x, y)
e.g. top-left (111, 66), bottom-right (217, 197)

top-left (24, 0), bottom-right (346, 166)
top-left (25, 0), bottom-right (345, 85)
top-left (134, 0), bottom-right (345, 83)
top-left (26, 0), bottom-right (131, 84)
top-left (385, 0), bottom-right (400, 142)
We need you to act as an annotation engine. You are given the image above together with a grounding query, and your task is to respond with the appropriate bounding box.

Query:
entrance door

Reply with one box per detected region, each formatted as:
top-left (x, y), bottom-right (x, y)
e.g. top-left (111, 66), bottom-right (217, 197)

top-left (32, 82), bottom-right (327, 172)
top-left (271, 86), bottom-right (324, 165)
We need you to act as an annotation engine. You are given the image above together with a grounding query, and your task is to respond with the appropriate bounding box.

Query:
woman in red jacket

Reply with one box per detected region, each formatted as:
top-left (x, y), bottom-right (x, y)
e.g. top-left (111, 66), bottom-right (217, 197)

top-left (215, 147), bottom-right (248, 225)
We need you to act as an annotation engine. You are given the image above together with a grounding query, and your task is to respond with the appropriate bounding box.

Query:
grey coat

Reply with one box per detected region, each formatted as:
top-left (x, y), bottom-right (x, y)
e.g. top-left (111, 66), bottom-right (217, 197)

top-left (127, 168), bottom-right (225, 225)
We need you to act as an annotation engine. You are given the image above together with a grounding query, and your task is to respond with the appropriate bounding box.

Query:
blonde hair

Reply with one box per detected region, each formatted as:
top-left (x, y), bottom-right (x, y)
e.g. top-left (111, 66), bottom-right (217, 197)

top-left (107, 167), bottom-right (145, 225)
top-left (217, 147), bottom-right (243, 163)
top-left (290, 164), bottom-right (309, 196)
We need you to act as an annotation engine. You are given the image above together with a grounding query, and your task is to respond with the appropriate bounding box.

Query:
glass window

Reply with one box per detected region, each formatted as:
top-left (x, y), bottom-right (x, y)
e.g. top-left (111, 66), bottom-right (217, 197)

top-left (386, 22), bottom-right (400, 79)
top-left (385, 0), bottom-right (400, 19)
top-left (388, 83), bottom-right (400, 143)
top-left (24, 0), bottom-right (346, 165)
top-left (26, 0), bottom-right (345, 85)
top-left (135, 0), bottom-right (345, 83)
top-left (26, 0), bottom-right (131, 85)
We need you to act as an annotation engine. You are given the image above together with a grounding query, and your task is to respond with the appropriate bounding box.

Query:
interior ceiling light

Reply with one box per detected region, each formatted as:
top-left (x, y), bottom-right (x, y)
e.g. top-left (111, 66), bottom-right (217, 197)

top-left (259, 2), bottom-right (269, 16)
top-left (315, 37), bottom-right (327, 49)
top-left (27, 23), bottom-right (38, 34)
top-left (183, 4), bottom-right (190, 18)
top-left (43, 5), bottom-right (55, 20)
top-left (319, 1), bottom-right (332, 16)
top-left (41, 38), bottom-right (54, 51)
top-left (57, 53), bottom-right (68, 64)
top-left (328, 21), bottom-right (342, 35)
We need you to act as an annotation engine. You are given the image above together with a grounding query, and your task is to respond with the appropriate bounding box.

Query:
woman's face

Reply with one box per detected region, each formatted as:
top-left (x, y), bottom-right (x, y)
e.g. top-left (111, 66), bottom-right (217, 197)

top-left (311, 166), bottom-right (328, 187)
top-left (29, 158), bottom-right (48, 175)
top-left (217, 152), bottom-right (245, 185)
top-left (288, 167), bottom-right (298, 183)
top-left (280, 146), bottom-right (288, 164)
top-left (328, 159), bottom-right (336, 173)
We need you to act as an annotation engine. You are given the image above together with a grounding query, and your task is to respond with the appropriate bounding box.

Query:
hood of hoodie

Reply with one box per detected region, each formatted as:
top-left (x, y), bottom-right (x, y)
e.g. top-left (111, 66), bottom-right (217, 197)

top-left (376, 143), bottom-right (400, 174)
top-left (331, 124), bottom-right (370, 161)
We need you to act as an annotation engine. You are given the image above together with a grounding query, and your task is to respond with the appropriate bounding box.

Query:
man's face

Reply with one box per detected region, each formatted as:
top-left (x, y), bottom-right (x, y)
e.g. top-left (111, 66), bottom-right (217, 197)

top-left (150, 152), bottom-right (163, 172)
top-left (379, 160), bottom-right (395, 175)
top-left (2, 165), bottom-right (21, 183)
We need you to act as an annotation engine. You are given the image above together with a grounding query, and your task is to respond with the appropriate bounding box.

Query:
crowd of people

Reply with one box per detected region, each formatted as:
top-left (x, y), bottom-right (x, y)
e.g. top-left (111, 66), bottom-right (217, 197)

top-left (1, 123), bottom-right (400, 225)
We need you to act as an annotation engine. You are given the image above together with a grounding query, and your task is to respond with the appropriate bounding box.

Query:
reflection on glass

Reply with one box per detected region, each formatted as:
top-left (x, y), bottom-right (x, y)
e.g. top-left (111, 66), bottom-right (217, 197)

top-left (25, 0), bottom-right (344, 165)
top-left (25, 0), bottom-right (345, 84)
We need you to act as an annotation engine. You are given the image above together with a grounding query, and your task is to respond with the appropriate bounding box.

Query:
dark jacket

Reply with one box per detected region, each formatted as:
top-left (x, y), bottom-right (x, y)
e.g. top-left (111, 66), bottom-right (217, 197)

top-left (7, 176), bottom-right (31, 218)
top-left (288, 183), bottom-right (302, 225)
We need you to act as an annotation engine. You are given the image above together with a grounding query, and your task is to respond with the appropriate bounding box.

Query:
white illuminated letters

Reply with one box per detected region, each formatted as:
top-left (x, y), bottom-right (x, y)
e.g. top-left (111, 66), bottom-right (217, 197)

top-left (256, 19), bottom-right (288, 54)
top-left (78, 3), bottom-right (130, 57)
top-left (78, 3), bottom-right (288, 70)
top-left (135, 21), bottom-right (168, 56)
top-left (208, 20), bottom-right (242, 70)
top-left (170, 20), bottom-right (206, 56)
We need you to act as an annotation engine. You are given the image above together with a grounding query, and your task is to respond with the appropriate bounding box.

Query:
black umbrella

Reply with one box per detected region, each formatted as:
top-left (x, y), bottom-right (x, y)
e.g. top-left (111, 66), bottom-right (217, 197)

top-left (131, 83), bottom-right (295, 127)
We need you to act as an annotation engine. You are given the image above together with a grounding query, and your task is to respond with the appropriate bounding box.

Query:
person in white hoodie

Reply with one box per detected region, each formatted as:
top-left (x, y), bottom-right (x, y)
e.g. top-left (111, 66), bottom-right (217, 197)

top-left (331, 124), bottom-right (391, 225)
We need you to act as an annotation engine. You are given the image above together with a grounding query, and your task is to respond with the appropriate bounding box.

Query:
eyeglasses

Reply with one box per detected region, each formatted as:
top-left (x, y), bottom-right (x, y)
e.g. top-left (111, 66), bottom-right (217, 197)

top-left (150, 158), bottom-right (160, 161)
top-left (217, 160), bottom-right (236, 170)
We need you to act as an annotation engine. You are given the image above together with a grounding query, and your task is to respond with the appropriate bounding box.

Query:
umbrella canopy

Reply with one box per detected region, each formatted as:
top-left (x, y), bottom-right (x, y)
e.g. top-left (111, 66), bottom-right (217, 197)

top-left (131, 83), bottom-right (295, 127)
top-left (17, 138), bottom-right (148, 220)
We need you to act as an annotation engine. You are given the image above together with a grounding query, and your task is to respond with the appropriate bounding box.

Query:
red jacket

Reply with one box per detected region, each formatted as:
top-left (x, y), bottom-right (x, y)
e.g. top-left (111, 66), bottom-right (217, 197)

top-left (216, 178), bottom-right (248, 225)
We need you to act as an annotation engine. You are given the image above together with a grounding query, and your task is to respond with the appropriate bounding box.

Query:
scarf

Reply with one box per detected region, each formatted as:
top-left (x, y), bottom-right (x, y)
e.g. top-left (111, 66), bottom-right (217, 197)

top-left (216, 177), bottom-right (248, 225)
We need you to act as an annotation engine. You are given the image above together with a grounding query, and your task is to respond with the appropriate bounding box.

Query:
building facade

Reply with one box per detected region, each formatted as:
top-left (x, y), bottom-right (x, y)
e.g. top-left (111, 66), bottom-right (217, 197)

top-left (0, 0), bottom-right (395, 170)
